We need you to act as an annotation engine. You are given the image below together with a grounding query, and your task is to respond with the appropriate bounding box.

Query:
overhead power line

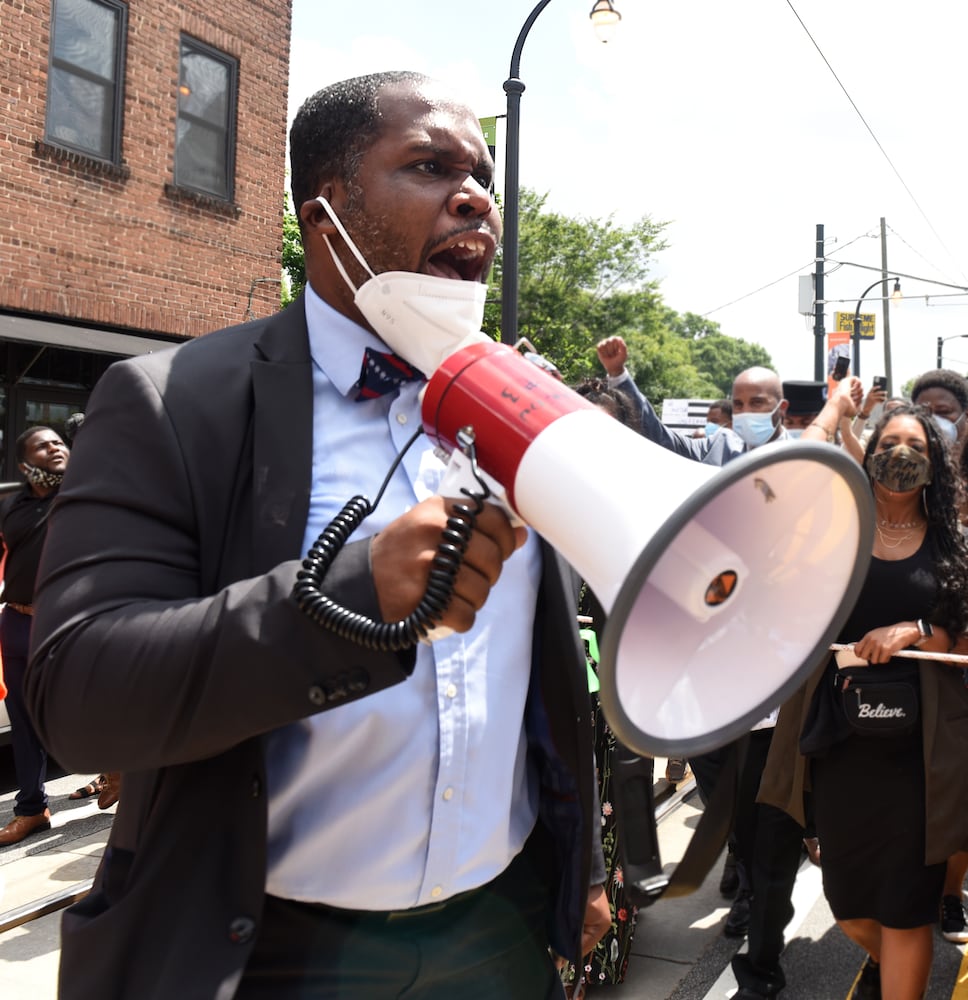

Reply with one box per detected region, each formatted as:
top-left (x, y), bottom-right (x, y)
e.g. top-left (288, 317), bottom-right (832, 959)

top-left (784, 0), bottom-right (966, 283)
top-left (701, 230), bottom-right (874, 318)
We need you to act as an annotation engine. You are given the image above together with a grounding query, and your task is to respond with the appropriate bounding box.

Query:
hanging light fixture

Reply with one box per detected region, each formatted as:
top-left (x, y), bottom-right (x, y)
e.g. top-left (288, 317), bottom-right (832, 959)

top-left (891, 277), bottom-right (903, 305)
top-left (589, 0), bottom-right (622, 42)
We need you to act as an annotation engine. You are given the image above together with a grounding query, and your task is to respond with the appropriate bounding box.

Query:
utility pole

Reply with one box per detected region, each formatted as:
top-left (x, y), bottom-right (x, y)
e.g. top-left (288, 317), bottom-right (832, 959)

top-left (814, 224), bottom-right (825, 381)
top-left (880, 217), bottom-right (893, 394)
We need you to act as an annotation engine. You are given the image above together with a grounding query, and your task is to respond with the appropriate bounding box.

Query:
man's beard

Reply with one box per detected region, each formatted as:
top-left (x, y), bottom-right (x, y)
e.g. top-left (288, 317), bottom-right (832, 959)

top-left (338, 189), bottom-right (423, 277)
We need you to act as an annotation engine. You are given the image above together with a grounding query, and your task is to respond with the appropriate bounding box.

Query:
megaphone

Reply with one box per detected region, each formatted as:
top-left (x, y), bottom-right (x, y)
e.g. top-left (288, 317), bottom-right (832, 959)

top-left (421, 339), bottom-right (874, 758)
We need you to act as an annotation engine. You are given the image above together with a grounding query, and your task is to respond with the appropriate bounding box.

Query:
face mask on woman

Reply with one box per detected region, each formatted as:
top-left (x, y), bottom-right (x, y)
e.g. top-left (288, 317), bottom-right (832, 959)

top-left (732, 403), bottom-right (780, 449)
top-left (866, 444), bottom-right (933, 493)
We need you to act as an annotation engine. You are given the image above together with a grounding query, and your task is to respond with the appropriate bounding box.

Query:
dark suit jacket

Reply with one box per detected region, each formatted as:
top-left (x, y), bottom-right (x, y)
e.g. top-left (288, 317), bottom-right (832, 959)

top-left (611, 372), bottom-right (748, 466)
top-left (25, 297), bottom-right (599, 999)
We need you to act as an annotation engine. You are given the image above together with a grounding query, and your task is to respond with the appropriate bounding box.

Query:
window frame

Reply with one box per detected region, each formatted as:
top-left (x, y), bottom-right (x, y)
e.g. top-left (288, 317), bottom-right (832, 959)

top-left (45, 0), bottom-right (128, 165)
top-left (174, 35), bottom-right (239, 203)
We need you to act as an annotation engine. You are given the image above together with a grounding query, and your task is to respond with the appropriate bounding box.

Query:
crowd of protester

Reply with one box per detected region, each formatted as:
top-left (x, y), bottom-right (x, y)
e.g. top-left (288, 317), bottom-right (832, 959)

top-left (0, 65), bottom-right (964, 1000)
top-left (581, 344), bottom-right (968, 1000)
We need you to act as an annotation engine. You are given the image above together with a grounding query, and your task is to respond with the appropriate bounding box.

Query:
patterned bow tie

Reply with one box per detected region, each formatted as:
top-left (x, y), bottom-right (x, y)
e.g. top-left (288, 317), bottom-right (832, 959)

top-left (354, 347), bottom-right (425, 402)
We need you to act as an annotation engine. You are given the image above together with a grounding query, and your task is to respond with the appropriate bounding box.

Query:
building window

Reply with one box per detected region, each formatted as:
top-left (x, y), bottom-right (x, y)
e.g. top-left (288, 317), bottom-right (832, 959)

top-left (175, 37), bottom-right (237, 201)
top-left (46, 0), bottom-right (127, 163)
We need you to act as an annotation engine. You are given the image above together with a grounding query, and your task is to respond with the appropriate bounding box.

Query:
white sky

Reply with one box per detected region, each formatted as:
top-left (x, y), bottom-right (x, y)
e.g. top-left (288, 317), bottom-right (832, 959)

top-left (287, 0), bottom-right (968, 392)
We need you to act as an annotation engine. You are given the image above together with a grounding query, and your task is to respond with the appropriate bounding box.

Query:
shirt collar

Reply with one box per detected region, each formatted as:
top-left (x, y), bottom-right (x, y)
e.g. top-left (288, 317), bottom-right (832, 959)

top-left (303, 283), bottom-right (391, 398)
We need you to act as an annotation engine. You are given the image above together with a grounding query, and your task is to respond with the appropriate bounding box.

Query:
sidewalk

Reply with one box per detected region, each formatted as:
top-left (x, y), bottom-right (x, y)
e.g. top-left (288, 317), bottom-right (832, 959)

top-left (0, 771), bottom-right (114, 1000)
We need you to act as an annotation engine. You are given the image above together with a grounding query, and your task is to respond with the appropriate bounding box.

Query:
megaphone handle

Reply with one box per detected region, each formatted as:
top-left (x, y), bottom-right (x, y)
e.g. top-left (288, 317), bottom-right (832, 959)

top-left (291, 432), bottom-right (491, 652)
top-left (292, 491), bottom-right (486, 651)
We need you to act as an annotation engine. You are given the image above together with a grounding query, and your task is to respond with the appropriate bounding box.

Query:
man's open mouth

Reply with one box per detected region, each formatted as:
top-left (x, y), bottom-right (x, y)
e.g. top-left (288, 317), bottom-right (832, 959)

top-left (426, 233), bottom-right (494, 282)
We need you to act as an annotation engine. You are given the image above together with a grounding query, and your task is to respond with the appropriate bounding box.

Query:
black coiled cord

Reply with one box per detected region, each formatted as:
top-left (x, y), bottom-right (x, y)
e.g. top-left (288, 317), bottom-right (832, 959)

top-left (291, 427), bottom-right (490, 651)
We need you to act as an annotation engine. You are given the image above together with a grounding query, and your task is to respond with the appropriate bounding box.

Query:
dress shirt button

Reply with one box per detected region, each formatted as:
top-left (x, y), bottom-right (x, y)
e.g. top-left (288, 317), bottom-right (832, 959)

top-left (444, 683), bottom-right (457, 698)
top-left (396, 413), bottom-right (408, 425)
top-left (229, 916), bottom-right (256, 944)
top-left (442, 787), bottom-right (454, 801)
top-left (250, 775), bottom-right (262, 798)
top-left (430, 886), bottom-right (443, 899)
top-left (308, 686), bottom-right (325, 706)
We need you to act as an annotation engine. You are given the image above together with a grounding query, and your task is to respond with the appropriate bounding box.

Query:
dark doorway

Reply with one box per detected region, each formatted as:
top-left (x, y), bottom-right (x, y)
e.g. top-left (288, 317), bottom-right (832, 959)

top-left (0, 340), bottom-right (118, 479)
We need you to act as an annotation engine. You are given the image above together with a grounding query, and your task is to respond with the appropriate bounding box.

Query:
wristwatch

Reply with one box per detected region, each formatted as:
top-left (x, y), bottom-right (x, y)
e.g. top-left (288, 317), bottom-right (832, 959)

top-left (915, 619), bottom-right (934, 647)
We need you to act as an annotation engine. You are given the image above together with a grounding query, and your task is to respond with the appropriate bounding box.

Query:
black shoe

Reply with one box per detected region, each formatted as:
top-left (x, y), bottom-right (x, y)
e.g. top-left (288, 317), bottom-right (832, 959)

top-left (941, 893), bottom-right (968, 943)
top-left (851, 955), bottom-right (881, 1000)
top-left (720, 849), bottom-right (739, 897)
top-left (724, 890), bottom-right (751, 938)
top-left (665, 757), bottom-right (688, 784)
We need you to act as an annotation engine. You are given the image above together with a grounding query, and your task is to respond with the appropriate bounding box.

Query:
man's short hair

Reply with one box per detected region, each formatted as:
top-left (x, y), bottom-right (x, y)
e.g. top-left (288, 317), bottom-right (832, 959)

top-left (910, 368), bottom-right (968, 411)
top-left (15, 425), bottom-right (54, 464)
top-left (289, 71), bottom-right (431, 227)
top-left (709, 398), bottom-right (732, 419)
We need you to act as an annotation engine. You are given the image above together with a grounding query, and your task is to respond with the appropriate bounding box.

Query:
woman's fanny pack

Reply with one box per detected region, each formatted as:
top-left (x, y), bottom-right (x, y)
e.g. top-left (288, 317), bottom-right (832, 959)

top-left (834, 647), bottom-right (920, 735)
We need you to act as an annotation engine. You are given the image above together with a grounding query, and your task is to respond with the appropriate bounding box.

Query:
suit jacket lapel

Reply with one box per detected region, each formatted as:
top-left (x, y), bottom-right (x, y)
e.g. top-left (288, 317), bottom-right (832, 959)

top-left (250, 296), bottom-right (314, 574)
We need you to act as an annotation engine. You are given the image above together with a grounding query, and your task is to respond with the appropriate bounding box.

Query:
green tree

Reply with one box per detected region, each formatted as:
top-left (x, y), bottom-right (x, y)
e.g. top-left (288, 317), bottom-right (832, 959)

top-left (484, 189), bottom-right (773, 399)
top-left (687, 332), bottom-right (773, 397)
top-left (483, 190), bottom-right (671, 385)
top-left (281, 202), bottom-right (305, 307)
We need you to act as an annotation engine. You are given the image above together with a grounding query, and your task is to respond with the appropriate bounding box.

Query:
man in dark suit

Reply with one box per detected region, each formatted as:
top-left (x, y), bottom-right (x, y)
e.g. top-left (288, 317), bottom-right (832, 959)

top-left (25, 71), bottom-right (607, 999)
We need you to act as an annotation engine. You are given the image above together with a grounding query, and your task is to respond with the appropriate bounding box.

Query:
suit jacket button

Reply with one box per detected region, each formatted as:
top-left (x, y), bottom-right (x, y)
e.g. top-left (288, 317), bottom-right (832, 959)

top-left (308, 685), bottom-right (325, 706)
top-left (229, 917), bottom-right (256, 944)
top-left (326, 678), bottom-right (348, 702)
top-left (250, 775), bottom-right (262, 798)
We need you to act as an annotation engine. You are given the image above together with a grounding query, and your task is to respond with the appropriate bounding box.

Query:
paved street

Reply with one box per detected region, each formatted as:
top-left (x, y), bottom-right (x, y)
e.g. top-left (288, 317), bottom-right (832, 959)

top-left (0, 757), bottom-right (965, 999)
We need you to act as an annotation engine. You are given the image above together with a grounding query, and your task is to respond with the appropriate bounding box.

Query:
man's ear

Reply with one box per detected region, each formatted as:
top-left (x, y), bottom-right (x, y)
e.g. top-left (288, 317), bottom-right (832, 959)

top-left (299, 181), bottom-right (343, 236)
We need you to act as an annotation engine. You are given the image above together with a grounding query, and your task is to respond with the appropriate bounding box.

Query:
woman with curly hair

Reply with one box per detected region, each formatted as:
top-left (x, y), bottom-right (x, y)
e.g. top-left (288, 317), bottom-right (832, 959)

top-left (761, 384), bottom-right (968, 1000)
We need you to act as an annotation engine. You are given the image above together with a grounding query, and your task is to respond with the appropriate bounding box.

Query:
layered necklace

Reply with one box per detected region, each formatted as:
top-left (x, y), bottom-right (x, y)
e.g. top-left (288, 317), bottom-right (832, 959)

top-left (875, 512), bottom-right (926, 549)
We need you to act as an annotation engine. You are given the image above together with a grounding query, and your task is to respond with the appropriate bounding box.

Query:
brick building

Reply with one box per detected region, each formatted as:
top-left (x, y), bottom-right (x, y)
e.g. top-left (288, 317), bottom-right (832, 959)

top-left (0, 0), bottom-right (291, 477)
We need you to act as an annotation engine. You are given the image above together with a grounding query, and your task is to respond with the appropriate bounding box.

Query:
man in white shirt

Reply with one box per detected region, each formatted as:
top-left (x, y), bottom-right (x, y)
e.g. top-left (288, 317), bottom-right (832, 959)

top-left (27, 71), bottom-right (607, 999)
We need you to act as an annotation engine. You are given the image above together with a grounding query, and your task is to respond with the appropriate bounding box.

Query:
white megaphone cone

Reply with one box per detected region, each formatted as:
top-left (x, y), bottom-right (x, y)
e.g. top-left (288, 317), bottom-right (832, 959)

top-left (421, 340), bottom-right (874, 758)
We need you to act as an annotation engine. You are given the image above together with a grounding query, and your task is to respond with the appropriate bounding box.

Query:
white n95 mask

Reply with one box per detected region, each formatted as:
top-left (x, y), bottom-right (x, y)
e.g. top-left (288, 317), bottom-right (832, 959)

top-left (316, 197), bottom-right (491, 376)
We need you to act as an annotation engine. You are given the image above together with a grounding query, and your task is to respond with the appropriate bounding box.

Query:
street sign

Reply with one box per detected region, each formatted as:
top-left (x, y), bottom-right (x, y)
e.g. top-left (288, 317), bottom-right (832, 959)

top-left (834, 310), bottom-right (875, 340)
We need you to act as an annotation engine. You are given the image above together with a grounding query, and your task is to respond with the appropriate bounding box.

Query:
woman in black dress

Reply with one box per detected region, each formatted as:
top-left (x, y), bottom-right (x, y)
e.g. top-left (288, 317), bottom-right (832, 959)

top-left (802, 398), bottom-right (968, 1000)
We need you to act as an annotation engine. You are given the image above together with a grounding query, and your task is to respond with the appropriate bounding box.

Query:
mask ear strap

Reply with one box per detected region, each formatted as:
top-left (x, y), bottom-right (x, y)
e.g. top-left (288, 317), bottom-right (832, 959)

top-left (316, 196), bottom-right (375, 294)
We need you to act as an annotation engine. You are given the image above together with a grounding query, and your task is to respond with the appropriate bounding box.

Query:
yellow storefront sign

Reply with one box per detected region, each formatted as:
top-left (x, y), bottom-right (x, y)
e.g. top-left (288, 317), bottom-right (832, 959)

top-left (834, 310), bottom-right (875, 340)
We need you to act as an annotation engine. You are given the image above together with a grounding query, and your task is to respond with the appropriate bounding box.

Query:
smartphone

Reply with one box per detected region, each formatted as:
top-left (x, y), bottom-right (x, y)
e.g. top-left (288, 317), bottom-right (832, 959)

top-left (873, 375), bottom-right (887, 391)
top-left (832, 355), bottom-right (850, 381)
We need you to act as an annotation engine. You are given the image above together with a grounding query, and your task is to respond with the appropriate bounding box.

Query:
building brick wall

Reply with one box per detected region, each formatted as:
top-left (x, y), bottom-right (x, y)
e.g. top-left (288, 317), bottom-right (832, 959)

top-left (0, 0), bottom-right (291, 339)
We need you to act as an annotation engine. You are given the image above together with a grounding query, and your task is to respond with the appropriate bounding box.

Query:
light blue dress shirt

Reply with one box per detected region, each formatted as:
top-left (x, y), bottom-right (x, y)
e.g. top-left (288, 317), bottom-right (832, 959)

top-left (265, 287), bottom-right (542, 910)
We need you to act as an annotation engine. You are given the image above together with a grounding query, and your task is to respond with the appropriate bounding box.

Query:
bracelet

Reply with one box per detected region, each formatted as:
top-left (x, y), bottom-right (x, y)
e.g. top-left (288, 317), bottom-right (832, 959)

top-left (809, 422), bottom-right (835, 437)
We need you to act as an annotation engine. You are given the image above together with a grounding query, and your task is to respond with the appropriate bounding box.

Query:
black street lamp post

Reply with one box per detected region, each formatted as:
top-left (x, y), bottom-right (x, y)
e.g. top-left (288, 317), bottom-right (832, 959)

top-left (852, 277), bottom-right (899, 379)
top-left (937, 334), bottom-right (968, 368)
top-left (500, 1), bottom-right (621, 344)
